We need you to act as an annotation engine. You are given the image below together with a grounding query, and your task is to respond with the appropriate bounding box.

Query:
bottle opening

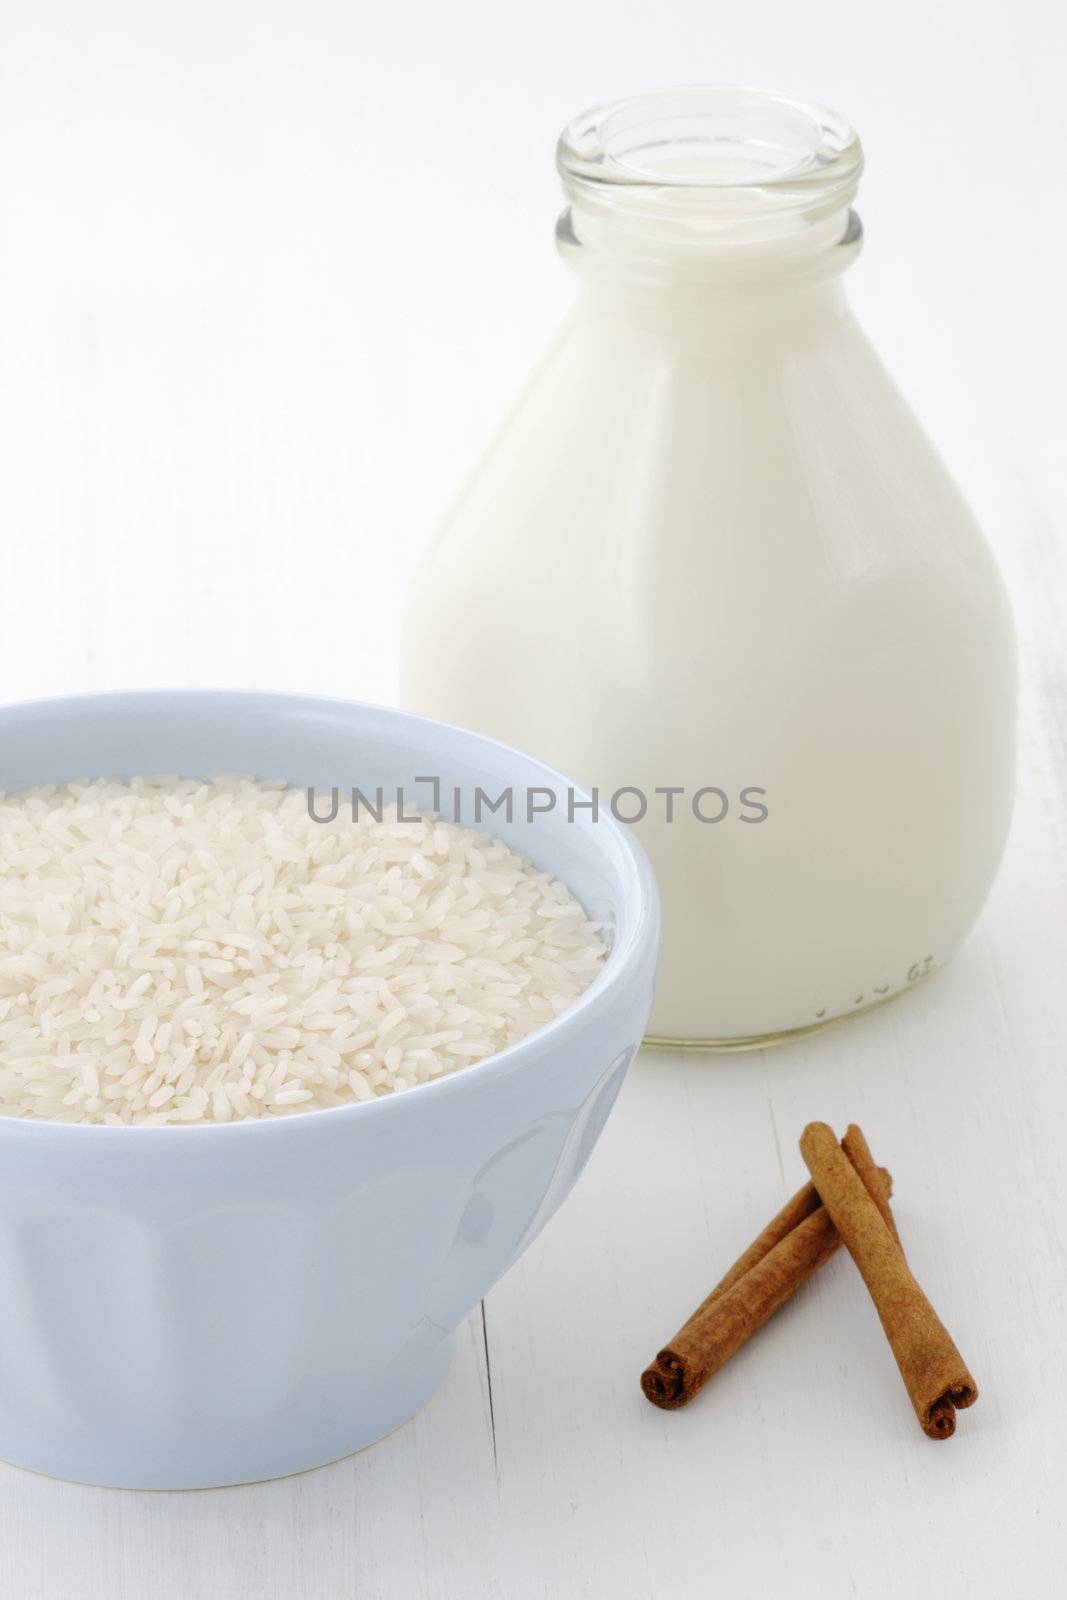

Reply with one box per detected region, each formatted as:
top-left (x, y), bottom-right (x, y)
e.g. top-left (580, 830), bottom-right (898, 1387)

top-left (558, 87), bottom-right (863, 257)
top-left (564, 87), bottom-right (857, 189)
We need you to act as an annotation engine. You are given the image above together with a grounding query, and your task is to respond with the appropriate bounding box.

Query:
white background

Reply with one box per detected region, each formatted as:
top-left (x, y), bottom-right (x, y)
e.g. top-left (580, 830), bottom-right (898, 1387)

top-left (1, 3), bottom-right (1065, 1597)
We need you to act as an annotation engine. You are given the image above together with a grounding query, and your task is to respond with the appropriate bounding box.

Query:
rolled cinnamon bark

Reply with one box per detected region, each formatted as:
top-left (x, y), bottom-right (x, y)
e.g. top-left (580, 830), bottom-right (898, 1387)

top-left (640, 1149), bottom-right (892, 1410)
top-left (799, 1121), bottom-right (977, 1439)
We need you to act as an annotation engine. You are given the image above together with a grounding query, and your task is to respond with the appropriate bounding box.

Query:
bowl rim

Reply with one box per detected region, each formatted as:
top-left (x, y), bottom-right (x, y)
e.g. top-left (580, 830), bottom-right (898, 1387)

top-left (0, 687), bottom-right (659, 1141)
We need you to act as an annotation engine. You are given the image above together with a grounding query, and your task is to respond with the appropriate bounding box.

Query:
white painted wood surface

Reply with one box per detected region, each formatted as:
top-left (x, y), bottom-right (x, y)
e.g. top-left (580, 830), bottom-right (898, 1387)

top-left (0, 3), bottom-right (1064, 1594)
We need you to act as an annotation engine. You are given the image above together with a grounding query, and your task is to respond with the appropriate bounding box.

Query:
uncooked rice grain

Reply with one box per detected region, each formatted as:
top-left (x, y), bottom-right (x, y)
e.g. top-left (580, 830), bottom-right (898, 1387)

top-left (0, 777), bottom-right (607, 1124)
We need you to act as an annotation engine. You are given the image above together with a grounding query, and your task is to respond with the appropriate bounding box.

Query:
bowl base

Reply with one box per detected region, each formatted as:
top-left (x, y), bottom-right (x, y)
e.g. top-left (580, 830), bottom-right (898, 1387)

top-left (0, 1328), bottom-right (454, 1491)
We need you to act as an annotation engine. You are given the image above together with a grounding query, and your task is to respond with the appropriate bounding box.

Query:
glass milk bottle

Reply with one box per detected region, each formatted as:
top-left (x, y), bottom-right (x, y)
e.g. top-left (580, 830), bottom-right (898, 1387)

top-left (403, 88), bottom-right (1015, 1047)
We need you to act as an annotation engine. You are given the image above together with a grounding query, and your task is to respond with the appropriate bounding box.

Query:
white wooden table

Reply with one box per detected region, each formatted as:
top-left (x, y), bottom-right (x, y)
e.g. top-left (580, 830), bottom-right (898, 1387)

top-left (1, 3), bottom-right (1063, 1593)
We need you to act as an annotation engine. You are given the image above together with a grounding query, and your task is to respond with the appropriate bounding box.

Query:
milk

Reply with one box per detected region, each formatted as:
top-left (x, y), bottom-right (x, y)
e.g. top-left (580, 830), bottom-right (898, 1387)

top-left (403, 89), bottom-right (1015, 1044)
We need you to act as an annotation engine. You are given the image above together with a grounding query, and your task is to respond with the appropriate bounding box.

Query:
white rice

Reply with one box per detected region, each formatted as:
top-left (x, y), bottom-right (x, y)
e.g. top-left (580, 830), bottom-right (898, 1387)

top-left (0, 776), bottom-right (607, 1125)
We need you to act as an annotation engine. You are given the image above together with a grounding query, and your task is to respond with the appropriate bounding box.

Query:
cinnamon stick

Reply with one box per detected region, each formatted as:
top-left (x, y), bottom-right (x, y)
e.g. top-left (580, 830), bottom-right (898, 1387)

top-left (799, 1121), bottom-right (977, 1439)
top-left (640, 1142), bottom-right (892, 1410)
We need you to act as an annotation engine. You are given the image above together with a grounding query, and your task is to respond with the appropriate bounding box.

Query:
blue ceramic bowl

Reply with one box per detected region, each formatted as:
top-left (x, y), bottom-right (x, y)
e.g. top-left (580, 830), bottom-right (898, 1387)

top-left (0, 690), bottom-right (658, 1487)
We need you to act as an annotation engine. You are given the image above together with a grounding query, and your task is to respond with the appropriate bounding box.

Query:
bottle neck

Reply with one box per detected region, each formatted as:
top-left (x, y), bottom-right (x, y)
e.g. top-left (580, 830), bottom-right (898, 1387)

top-left (556, 87), bottom-right (863, 307)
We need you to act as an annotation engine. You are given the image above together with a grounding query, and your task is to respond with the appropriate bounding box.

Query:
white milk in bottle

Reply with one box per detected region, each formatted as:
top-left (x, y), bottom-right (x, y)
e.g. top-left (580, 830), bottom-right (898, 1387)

top-left (403, 88), bottom-right (1016, 1045)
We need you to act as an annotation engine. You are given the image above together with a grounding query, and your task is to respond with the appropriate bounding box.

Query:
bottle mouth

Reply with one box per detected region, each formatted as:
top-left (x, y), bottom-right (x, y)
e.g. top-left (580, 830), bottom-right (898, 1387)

top-left (558, 86), bottom-right (862, 240)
